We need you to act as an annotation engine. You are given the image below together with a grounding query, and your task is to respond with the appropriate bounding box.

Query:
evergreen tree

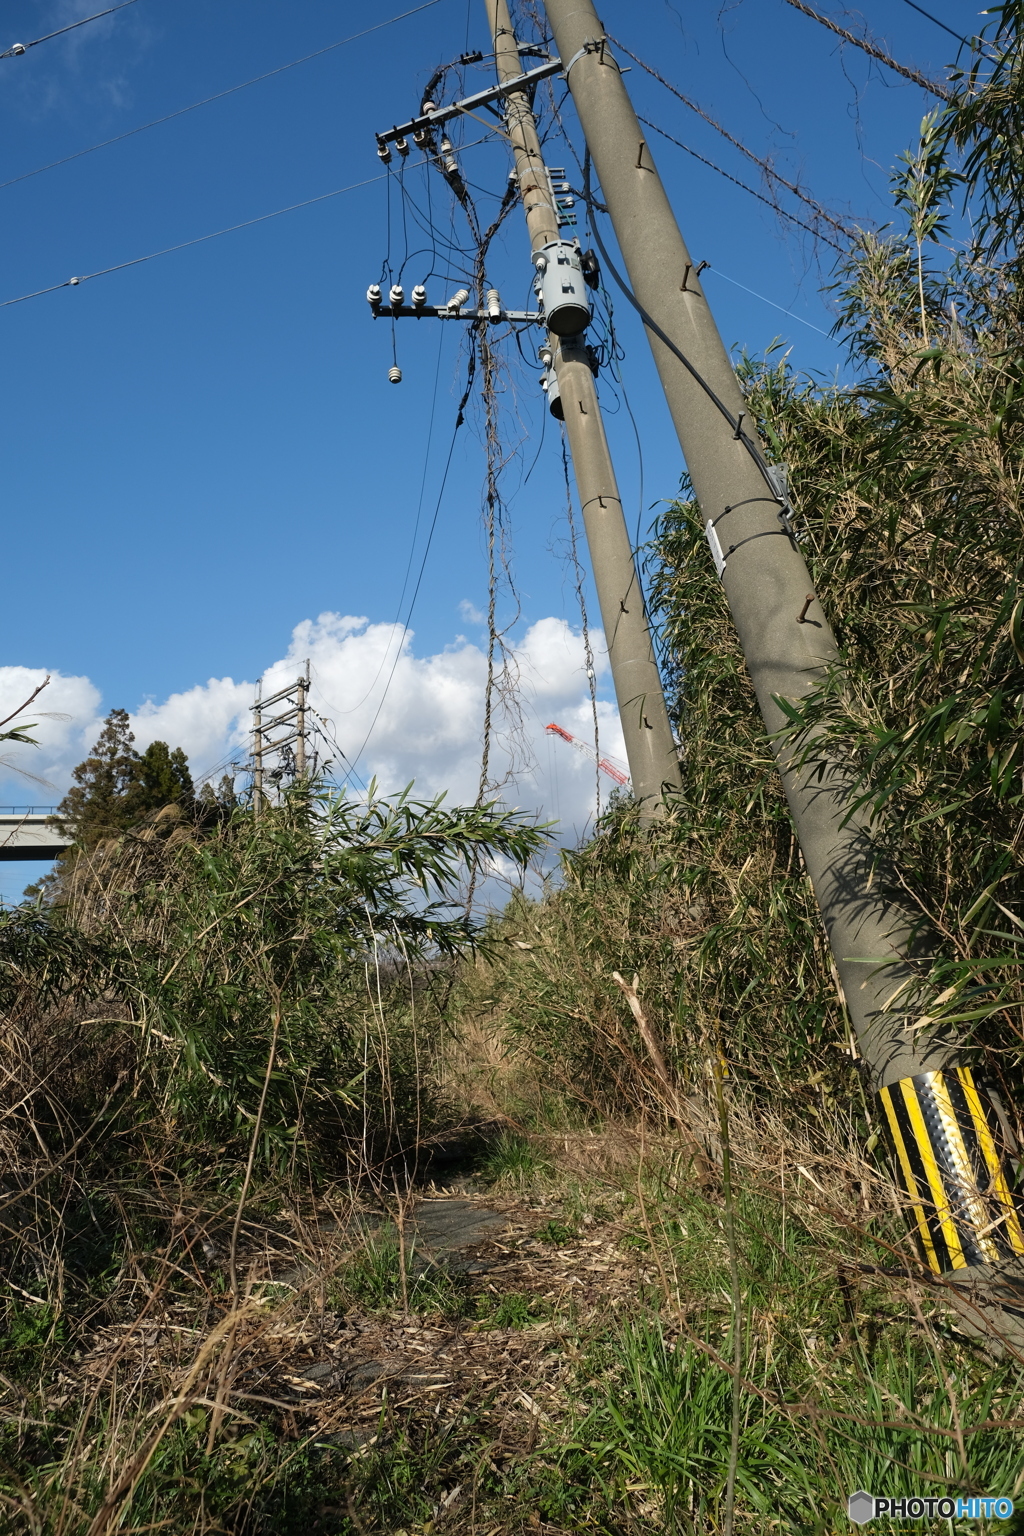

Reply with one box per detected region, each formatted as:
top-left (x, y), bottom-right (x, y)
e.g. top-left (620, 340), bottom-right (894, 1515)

top-left (55, 709), bottom-right (141, 849)
top-left (55, 711), bottom-right (195, 850)
top-left (128, 741), bottom-right (194, 819)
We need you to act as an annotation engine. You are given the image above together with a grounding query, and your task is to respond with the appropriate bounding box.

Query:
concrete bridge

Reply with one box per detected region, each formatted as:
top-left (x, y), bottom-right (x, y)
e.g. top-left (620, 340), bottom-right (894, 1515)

top-left (0, 808), bottom-right (73, 861)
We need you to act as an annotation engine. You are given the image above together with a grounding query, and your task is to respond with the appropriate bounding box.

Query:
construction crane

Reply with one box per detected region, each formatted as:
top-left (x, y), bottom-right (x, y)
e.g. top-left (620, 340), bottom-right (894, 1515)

top-left (545, 722), bottom-right (630, 787)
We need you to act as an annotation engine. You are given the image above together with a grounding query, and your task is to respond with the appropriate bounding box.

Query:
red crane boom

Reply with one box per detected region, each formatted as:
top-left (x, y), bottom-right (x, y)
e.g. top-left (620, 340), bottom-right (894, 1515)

top-left (545, 722), bottom-right (630, 786)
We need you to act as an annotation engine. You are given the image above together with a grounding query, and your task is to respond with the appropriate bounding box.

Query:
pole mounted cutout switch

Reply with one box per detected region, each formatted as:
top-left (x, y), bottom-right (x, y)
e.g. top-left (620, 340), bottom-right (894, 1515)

top-left (533, 240), bottom-right (591, 336)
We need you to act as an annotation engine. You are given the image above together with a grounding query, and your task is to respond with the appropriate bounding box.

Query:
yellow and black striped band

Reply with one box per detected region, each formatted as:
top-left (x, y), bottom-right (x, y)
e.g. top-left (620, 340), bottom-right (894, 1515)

top-left (877, 1067), bottom-right (1024, 1275)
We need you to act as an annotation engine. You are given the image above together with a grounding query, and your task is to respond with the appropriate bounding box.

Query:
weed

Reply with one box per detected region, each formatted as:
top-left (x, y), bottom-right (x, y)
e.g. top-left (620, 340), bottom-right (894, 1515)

top-left (475, 1290), bottom-right (552, 1328)
top-left (536, 1219), bottom-right (576, 1245)
top-left (479, 1131), bottom-right (551, 1190)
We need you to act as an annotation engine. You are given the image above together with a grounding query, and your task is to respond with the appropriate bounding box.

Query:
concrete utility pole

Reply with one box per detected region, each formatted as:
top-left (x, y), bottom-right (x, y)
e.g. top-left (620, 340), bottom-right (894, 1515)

top-left (296, 661), bottom-right (309, 778)
top-left (488, 0), bottom-right (681, 820)
top-left (542, 0), bottom-right (1024, 1305)
top-left (252, 680), bottom-right (264, 819)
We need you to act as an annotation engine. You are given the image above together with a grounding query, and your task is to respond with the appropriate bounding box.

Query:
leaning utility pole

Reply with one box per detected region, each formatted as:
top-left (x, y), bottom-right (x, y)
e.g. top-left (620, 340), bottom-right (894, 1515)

top-left (542, 0), bottom-right (1024, 1307)
top-left (488, 0), bottom-right (681, 819)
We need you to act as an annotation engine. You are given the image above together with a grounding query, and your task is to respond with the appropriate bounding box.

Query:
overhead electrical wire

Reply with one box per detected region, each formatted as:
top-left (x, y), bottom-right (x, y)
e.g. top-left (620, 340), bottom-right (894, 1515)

top-left (898, 0), bottom-right (971, 49)
top-left (0, 178), bottom-right (384, 308)
top-left (0, 137), bottom-right (493, 311)
top-left (1, 0), bottom-right (142, 62)
top-left (580, 153), bottom-right (789, 508)
top-left (780, 0), bottom-right (953, 99)
top-left (609, 36), bottom-right (857, 243)
top-left (340, 369), bottom-right (476, 785)
top-left (0, 0), bottom-right (444, 193)
top-left (637, 115), bottom-right (846, 253)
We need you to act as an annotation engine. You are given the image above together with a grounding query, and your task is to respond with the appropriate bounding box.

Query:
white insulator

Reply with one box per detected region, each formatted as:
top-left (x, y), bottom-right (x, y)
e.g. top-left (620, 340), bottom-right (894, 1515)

top-left (389, 284), bottom-right (404, 306)
top-left (377, 142), bottom-right (392, 165)
top-left (486, 288), bottom-right (501, 320)
top-left (411, 285), bottom-right (427, 307)
top-left (10, 43), bottom-right (25, 55)
top-left (366, 284), bottom-right (382, 306)
top-left (395, 136), bottom-right (410, 157)
top-left (447, 288), bottom-right (470, 313)
top-left (388, 366), bottom-right (402, 384)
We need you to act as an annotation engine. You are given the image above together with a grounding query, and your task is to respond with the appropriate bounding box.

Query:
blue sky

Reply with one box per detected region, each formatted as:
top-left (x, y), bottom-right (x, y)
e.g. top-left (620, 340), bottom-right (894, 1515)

top-left (0, 0), bottom-right (981, 897)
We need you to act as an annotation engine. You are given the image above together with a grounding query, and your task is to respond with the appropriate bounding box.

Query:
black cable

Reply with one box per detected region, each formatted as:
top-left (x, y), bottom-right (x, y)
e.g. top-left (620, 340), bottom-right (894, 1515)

top-left (1, 138), bottom-right (494, 310)
top-left (2, 0), bottom-right (141, 61)
top-left (342, 359), bottom-right (476, 783)
top-left (0, 176), bottom-right (385, 308)
top-left (581, 153), bottom-right (785, 507)
top-left (637, 114), bottom-right (846, 254)
top-left (0, 2), bottom-right (444, 190)
top-left (898, 0), bottom-right (971, 50)
top-left (609, 36), bottom-right (857, 243)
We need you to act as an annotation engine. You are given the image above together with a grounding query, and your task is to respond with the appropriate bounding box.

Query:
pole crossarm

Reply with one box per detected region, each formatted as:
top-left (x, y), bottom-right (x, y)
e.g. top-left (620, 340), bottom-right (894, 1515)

top-left (369, 301), bottom-right (543, 323)
top-left (375, 58), bottom-right (562, 149)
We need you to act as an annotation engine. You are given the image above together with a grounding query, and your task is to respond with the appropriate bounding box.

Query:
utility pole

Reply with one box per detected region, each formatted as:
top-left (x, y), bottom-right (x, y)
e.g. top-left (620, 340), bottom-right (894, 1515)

top-left (252, 680), bottom-right (264, 819)
top-left (248, 664), bottom-right (311, 809)
top-left (487, 0), bottom-right (681, 820)
top-left (296, 660), bottom-right (309, 779)
top-left (542, 0), bottom-right (1024, 1308)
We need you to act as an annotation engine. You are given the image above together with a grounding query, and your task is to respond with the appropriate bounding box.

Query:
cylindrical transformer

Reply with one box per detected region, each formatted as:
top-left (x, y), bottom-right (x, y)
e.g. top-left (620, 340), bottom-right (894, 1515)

top-left (540, 365), bottom-right (564, 420)
top-left (534, 240), bottom-right (590, 336)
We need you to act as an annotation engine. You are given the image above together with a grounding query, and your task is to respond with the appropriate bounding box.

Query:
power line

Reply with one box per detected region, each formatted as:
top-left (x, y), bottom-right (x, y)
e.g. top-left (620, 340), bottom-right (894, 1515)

top-left (2, 0), bottom-right (141, 61)
top-left (0, 1), bottom-right (444, 193)
top-left (608, 36), bottom-right (857, 243)
top-left (781, 0), bottom-right (953, 99)
top-left (341, 366), bottom-right (475, 784)
top-left (1, 134), bottom-right (492, 311)
top-left (704, 267), bottom-right (833, 336)
top-left (637, 115), bottom-right (847, 253)
top-left (898, 0), bottom-right (971, 50)
top-left (0, 178), bottom-right (384, 308)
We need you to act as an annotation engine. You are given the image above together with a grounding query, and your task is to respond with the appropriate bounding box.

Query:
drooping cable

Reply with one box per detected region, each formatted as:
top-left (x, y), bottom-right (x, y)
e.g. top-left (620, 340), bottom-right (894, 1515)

top-left (780, 0), bottom-right (953, 99)
top-left (0, 1), bottom-right (445, 191)
top-left (1, 138), bottom-right (493, 309)
top-left (2, 0), bottom-right (141, 62)
top-left (580, 153), bottom-right (785, 506)
top-left (561, 436), bottom-right (601, 824)
top-left (0, 176), bottom-right (384, 308)
top-left (637, 114), bottom-right (846, 254)
top-left (340, 358), bottom-right (478, 784)
top-left (608, 37), bottom-right (856, 244)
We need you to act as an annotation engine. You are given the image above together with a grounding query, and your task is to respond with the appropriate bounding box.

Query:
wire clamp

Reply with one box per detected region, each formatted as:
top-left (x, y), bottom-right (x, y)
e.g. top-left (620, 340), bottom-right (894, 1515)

top-left (564, 37), bottom-right (610, 80)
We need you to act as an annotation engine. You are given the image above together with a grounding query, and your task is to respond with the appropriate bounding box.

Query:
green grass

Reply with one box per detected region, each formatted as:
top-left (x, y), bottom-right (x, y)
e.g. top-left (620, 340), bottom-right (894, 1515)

top-left (474, 1290), bottom-right (553, 1328)
top-left (333, 1236), bottom-right (468, 1318)
top-left (479, 1131), bottom-right (552, 1189)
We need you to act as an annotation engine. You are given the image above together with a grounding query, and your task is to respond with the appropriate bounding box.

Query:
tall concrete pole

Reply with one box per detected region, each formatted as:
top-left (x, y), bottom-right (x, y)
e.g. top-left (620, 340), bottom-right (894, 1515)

top-left (542, 0), bottom-right (1024, 1302)
top-left (252, 680), bottom-right (264, 819)
top-left (296, 663), bottom-right (308, 778)
top-left (489, 0), bottom-right (681, 818)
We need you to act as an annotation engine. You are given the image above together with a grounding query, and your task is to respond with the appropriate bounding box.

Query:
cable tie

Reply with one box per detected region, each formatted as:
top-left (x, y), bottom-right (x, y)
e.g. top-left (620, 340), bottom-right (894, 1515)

top-left (710, 496), bottom-right (784, 529)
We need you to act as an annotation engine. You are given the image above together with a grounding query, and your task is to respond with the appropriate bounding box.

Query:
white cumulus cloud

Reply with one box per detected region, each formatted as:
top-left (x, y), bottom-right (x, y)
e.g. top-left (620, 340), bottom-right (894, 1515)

top-left (0, 613), bottom-right (629, 861)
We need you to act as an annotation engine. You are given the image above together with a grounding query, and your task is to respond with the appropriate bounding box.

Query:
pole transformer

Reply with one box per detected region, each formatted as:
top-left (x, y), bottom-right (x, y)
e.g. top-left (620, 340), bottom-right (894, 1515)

top-left (488, 0), bottom-right (681, 820)
top-left (542, 0), bottom-right (1024, 1314)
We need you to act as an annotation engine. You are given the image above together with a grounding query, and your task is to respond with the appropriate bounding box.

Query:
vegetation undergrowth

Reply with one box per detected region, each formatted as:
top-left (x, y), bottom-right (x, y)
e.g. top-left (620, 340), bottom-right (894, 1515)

top-left (8, 6), bottom-right (1024, 1532)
